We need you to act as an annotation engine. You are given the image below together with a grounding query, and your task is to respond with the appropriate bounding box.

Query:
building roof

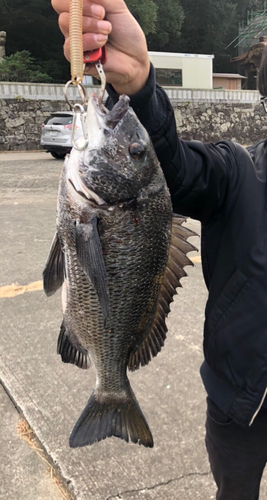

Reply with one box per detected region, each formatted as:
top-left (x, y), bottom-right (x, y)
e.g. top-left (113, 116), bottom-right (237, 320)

top-left (232, 37), bottom-right (267, 65)
top-left (213, 73), bottom-right (247, 79)
top-left (148, 51), bottom-right (214, 60)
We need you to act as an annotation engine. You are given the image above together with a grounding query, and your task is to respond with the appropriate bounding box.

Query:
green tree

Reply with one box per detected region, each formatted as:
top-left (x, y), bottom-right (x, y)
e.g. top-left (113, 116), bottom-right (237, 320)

top-left (147, 0), bottom-right (185, 50)
top-left (0, 50), bottom-right (52, 82)
top-left (126, 0), bottom-right (184, 50)
top-left (125, 0), bottom-right (158, 35)
top-left (0, 0), bottom-right (69, 82)
top-left (178, 0), bottom-right (237, 71)
top-left (217, 0), bottom-right (267, 71)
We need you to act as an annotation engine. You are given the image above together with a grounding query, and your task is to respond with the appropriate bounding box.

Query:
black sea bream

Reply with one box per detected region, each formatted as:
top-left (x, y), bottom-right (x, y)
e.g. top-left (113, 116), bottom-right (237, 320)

top-left (43, 93), bottom-right (196, 448)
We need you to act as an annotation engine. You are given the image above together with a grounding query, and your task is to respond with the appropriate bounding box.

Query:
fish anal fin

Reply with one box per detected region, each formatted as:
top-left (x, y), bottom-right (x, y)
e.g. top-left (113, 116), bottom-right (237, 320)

top-left (75, 217), bottom-right (109, 325)
top-left (57, 322), bottom-right (90, 370)
top-left (69, 386), bottom-right (153, 448)
top-left (43, 231), bottom-right (64, 296)
top-left (128, 215), bottom-right (198, 371)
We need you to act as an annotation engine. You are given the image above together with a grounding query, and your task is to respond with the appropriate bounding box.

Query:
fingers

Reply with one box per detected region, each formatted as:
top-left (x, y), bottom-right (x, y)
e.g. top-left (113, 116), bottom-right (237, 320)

top-left (59, 11), bottom-right (111, 38)
top-left (63, 32), bottom-right (108, 62)
top-left (52, 0), bottom-right (127, 16)
top-left (57, 3), bottom-right (111, 62)
top-left (52, 0), bottom-right (105, 18)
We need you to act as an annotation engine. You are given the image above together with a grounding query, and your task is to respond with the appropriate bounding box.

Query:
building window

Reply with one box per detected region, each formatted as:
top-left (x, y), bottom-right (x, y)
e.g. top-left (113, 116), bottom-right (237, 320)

top-left (155, 68), bottom-right (182, 86)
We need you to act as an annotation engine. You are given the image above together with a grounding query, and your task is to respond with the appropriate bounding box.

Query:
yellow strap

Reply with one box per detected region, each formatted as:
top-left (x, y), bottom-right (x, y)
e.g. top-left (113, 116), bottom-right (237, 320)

top-left (69, 0), bottom-right (84, 84)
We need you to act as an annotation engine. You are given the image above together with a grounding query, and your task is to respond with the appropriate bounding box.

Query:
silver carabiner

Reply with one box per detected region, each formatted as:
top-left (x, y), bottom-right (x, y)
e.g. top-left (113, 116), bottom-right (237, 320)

top-left (72, 103), bottom-right (88, 151)
top-left (64, 81), bottom-right (88, 151)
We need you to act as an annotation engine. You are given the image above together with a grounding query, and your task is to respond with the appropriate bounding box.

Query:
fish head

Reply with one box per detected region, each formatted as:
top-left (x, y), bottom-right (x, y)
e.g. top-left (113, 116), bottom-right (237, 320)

top-left (66, 93), bottom-right (162, 206)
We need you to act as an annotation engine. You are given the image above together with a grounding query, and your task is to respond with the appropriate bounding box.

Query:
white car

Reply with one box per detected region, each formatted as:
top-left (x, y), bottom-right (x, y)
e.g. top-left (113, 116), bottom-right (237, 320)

top-left (40, 111), bottom-right (83, 159)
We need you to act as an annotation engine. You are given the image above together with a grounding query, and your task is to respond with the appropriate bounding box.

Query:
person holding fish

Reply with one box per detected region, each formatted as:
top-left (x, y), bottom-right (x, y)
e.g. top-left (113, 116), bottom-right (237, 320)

top-left (51, 1), bottom-right (267, 499)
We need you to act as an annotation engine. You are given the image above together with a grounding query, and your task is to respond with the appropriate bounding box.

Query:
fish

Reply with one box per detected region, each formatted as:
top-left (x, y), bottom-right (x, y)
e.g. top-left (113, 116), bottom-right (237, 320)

top-left (43, 93), bottom-right (197, 448)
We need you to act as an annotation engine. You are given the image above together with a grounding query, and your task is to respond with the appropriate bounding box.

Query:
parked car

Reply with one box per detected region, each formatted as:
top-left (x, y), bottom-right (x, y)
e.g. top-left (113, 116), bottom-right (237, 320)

top-left (40, 111), bottom-right (83, 159)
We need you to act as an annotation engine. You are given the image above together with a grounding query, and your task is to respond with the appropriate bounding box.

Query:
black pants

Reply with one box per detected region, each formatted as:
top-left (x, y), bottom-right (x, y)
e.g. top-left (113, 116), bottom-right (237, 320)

top-left (205, 398), bottom-right (267, 500)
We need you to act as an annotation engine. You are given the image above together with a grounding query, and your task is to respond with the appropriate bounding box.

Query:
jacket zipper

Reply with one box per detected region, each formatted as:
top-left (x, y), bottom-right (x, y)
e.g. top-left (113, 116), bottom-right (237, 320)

top-left (249, 386), bottom-right (267, 426)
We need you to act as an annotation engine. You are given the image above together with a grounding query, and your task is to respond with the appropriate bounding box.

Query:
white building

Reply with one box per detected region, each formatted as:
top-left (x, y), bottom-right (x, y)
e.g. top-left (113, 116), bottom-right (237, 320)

top-left (148, 51), bottom-right (214, 89)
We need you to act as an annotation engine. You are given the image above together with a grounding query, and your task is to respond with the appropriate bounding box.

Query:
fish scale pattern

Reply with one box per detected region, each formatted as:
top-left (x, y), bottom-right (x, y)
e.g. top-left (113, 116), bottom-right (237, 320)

top-left (60, 188), bottom-right (172, 395)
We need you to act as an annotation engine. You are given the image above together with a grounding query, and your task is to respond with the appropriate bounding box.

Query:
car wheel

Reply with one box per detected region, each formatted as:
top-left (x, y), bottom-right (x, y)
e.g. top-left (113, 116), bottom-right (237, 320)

top-left (51, 151), bottom-right (66, 160)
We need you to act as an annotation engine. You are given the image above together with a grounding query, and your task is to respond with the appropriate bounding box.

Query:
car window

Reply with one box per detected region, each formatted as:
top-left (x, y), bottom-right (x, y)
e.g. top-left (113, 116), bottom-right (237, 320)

top-left (44, 115), bottom-right (73, 126)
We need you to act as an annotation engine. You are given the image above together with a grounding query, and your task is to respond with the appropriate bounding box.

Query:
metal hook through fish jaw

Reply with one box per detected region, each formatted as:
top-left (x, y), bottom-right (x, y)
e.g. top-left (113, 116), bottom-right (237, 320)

top-left (95, 62), bottom-right (106, 109)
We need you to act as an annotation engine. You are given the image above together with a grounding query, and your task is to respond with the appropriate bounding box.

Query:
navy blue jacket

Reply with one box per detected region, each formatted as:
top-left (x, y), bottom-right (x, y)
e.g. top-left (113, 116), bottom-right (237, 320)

top-left (107, 65), bottom-right (267, 426)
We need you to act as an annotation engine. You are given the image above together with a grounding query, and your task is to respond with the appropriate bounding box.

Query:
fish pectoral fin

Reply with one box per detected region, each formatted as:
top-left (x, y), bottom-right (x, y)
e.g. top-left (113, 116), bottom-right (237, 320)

top-left (57, 322), bottom-right (90, 370)
top-left (69, 385), bottom-right (153, 448)
top-left (75, 217), bottom-right (109, 324)
top-left (43, 231), bottom-right (65, 296)
top-left (128, 214), bottom-right (198, 371)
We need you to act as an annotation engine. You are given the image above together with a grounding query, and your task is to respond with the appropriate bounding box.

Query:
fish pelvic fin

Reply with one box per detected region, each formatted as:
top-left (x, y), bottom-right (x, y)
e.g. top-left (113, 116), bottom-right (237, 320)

top-left (128, 214), bottom-right (198, 371)
top-left (69, 386), bottom-right (153, 448)
top-left (58, 322), bottom-right (90, 370)
top-left (43, 231), bottom-right (65, 296)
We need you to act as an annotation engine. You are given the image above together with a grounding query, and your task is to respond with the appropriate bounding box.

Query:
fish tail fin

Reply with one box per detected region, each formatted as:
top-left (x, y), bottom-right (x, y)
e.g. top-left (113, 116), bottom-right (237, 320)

top-left (69, 387), bottom-right (153, 448)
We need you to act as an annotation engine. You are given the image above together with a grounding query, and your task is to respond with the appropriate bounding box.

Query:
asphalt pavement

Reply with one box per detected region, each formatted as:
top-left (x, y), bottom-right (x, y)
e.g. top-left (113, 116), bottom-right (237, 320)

top-left (1, 151), bottom-right (267, 500)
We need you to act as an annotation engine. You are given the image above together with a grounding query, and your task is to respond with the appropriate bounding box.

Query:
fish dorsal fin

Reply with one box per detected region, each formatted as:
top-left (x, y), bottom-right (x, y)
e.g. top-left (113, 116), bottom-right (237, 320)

top-left (128, 215), bottom-right (198, 371)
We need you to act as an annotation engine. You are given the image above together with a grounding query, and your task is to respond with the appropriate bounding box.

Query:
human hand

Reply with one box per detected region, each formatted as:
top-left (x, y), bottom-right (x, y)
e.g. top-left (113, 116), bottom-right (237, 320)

top-left (51, 0), bottom-right (150, 95)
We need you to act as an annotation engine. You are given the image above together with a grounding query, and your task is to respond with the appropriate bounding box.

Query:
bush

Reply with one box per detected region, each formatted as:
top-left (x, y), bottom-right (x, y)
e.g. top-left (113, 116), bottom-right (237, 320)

top-left (0, 50), bottom-right (53, 82)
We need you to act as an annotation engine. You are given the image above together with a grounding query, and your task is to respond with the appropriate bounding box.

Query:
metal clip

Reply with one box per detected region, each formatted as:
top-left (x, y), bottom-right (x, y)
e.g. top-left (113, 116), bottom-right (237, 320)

top-left (64, 80), bottom-right (87, 109)
top-left (64, 81), bottom-right (88, 151)
top-left (83, 46), bottom-right (107, 108)
top-left (72, 103), bottom-right (88, 151)
top-left (95, 61), bottom-right (106, 109)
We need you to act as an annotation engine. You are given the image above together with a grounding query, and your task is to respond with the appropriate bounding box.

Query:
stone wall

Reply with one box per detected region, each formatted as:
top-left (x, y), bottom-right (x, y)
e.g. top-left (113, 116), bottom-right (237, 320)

top-left (0, 98), bottom-right (267, 151)
top-left (0, 98), bottom-right (69, 151)
top-left (174, 102), bottom-right (267, 144)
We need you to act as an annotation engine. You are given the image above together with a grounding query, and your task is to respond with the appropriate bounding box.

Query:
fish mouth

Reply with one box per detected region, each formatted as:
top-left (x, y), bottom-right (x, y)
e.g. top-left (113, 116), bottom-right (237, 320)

top-left (67, 93), bottom-right (132, 207)
top-left (89, 93), bottom-right (130, 130)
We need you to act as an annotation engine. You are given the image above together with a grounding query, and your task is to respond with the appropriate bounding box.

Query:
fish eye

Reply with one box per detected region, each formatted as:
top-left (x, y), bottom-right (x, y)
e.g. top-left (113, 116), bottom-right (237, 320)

top-left (129, 142), bottom-right (145, 160)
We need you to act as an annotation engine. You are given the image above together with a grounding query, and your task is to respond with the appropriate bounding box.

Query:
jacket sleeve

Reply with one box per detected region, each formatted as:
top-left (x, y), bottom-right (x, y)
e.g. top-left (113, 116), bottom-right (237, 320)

top-left (106, 64), bottom-right (240, 224)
